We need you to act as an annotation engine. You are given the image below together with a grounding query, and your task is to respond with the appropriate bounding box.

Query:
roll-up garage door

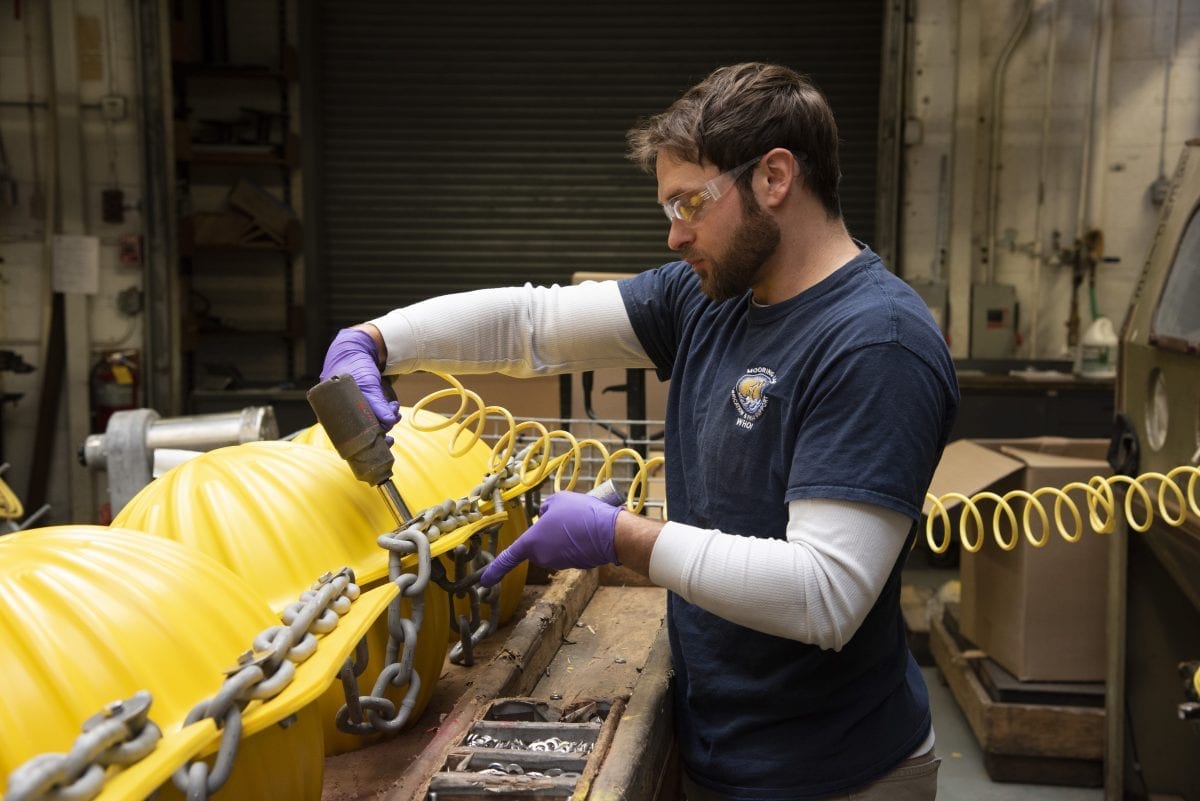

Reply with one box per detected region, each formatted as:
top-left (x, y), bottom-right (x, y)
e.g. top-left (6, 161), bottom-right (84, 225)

top-left (305, 1), bottom-right (884, 336)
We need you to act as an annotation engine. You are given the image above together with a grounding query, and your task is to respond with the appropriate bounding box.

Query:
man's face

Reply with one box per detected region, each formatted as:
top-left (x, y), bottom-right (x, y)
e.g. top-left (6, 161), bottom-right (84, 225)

top-left (656, 153), bottom-right (781, 302)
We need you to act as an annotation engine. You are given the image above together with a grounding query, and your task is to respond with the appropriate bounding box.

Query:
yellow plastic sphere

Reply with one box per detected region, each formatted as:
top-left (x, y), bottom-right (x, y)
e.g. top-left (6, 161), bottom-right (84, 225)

top-left (0, 526), bottom-right (324, 800)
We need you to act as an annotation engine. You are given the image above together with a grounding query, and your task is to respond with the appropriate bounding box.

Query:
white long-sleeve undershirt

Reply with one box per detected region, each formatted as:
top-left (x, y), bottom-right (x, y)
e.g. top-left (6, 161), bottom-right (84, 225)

top-left (649, 499), bottom-right (912, 651)
top-left (369, 279), bottom-right (913, 651)
top-left (370, 281), bottom-right (653, 376)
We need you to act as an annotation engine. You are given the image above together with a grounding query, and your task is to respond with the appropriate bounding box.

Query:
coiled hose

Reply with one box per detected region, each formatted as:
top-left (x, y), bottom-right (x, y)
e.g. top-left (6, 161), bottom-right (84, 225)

top-left (405, 373), bottom-right (1200, 554)
top-left (407, 372), bottom-right (664, 514)
top-left (924, 465), bottom-right (1200, 554)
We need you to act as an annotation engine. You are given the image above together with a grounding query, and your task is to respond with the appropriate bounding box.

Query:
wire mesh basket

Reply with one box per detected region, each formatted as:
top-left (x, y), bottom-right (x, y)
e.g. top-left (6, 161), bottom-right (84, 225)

top-left (480, 416), bottom-right (667, 520)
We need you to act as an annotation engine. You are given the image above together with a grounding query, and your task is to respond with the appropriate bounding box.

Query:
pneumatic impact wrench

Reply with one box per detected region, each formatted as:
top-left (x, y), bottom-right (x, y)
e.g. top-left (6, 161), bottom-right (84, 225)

top-left (306, 373), bottom-right (413, 528)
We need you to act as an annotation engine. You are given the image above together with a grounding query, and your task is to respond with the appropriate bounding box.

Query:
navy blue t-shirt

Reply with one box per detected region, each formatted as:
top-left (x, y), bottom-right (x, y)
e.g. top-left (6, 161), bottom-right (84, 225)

top-left (618, 246), bottom-right (958, 799)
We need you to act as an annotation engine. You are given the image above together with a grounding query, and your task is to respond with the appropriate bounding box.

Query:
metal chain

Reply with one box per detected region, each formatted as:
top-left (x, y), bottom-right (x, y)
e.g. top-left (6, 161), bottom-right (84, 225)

top-left (170, 568), bottom-right (361, 801)
top-left (446, 486), bottom-right (508, 667)
top-left (439, 527), bottom-right (502, 667)
top-left (336, 527), bottom-right (431, 736)
top-left (3, 691), bottom-right (161, 801)
top-left (464, 733), bottom-right (594, 754)
top-left (335, 452), bottom-right (536, 735)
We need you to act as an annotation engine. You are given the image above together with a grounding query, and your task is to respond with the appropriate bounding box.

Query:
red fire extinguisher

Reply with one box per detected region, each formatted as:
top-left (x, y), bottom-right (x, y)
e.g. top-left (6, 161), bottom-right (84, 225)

top-left (89, 350), bottom-right (140, 433)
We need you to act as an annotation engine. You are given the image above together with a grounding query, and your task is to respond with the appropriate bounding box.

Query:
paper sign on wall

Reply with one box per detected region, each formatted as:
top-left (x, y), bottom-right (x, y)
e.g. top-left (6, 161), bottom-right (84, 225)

top-left (52, 234), bottom-right (100, 295)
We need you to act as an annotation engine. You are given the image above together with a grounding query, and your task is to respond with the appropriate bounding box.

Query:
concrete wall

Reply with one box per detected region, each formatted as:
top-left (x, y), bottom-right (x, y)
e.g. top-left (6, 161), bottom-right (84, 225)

top-left (1, 0), bottom-right (1197, 524)
top-left (1, 0), bottom-right (145, 524)
top-left (902, 0), bottom-right (1199, 359)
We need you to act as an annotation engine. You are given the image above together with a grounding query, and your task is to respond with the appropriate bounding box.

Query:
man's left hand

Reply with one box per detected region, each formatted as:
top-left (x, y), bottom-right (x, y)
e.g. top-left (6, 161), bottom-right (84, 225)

top-left (479, 491), bottom-right (622, 587)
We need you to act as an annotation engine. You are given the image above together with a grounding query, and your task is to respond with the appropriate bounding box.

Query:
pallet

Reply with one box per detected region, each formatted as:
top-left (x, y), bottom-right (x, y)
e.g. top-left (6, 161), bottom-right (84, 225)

top-left (930, 605), bottom-right (1105, 787)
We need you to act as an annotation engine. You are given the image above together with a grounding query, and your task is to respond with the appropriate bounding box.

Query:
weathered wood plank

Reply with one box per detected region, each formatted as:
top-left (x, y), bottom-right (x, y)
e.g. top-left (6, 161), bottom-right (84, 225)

top-left (585, 625), bottom-right (677, 801)
top-left (468, 720), bottom-right (601, 744)
top-left (444, 747), bottom-right (589, 773)
top-left (425, 772), bottom-right (578, 797)
top-left (982, 753), bottom-right (1102, 788)
top-left (534, 587), bottom-right (667, 705)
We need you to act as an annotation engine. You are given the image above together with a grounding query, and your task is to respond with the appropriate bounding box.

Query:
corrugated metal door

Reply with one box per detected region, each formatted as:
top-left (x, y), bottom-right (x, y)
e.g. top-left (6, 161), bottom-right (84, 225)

top-left (305, 1), bottom-right (884, 336)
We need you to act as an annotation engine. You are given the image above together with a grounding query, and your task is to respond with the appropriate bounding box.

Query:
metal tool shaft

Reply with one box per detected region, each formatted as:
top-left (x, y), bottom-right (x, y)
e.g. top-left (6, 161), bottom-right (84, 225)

top-left (379, 480), bottom-right (413, 528)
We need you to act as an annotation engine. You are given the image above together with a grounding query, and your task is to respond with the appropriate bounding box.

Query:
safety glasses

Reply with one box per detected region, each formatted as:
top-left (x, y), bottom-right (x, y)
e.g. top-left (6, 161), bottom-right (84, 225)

top-left (661, 156), bottom-right (761, 224)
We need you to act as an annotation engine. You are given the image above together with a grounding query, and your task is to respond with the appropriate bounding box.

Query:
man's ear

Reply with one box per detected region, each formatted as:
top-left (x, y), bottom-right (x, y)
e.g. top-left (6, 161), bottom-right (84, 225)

top-left (760, 147), bottom-right (800, 209)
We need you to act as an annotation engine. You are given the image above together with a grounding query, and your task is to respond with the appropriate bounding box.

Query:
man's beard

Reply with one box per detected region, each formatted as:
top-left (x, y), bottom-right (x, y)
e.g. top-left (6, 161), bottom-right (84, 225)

top-left (689, 191), bottom-right (781, 302)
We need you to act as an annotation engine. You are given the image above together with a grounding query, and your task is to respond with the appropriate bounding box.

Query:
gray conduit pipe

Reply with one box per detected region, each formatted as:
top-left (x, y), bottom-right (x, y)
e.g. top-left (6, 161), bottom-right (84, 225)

top-left (1029, 0), bottom-right (1060, 358)
top-left (985, 0), bottom-right (1035, 285)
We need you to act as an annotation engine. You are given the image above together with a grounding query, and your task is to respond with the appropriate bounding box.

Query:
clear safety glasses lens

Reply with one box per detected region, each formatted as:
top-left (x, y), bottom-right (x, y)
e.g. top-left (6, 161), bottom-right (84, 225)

top-left (660, 156), bottom-right (761, 224)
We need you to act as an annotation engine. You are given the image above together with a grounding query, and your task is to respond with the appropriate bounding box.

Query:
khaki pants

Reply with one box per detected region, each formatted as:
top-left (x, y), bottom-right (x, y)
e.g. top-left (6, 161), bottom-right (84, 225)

top-left (681, 749), bottom-right (940, 801)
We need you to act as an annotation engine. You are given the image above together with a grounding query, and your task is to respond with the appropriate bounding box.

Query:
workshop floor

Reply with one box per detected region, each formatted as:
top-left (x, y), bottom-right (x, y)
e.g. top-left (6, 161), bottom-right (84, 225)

top-left (925, 665), bottom-right (1102, 800)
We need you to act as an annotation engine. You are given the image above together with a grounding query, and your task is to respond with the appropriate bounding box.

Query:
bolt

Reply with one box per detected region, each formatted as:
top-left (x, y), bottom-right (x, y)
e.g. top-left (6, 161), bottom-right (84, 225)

top-left (549, 693), bottom-right (562, 701)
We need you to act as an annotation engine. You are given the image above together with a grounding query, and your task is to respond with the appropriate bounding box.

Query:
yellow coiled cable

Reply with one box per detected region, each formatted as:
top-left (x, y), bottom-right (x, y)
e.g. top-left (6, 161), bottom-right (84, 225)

top-left (923, 465), bottom-right (1200, 554)
top-left (402, 373), bottom-right (1200, 555)
top-left (407, 372), bottom-right (664, 514)
top-left (0, 474), bottom-right (22, 521)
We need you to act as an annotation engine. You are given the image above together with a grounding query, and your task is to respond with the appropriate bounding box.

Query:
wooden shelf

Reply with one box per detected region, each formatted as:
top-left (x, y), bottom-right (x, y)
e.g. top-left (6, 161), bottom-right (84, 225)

top-left (179, 214), bottom-right (302, 256)
top-left (184, 149), bottom-right (291, 166)
top-left (175, 132), bottom-right (301, 168)
top-left (193, 329), bottom-right (294, 339)
top-left (187, 243), bottom-right (294, 255)
top-left (172, 20), bottom-right (301, 400)
top-left (172, 46), bottom-right (298, 82)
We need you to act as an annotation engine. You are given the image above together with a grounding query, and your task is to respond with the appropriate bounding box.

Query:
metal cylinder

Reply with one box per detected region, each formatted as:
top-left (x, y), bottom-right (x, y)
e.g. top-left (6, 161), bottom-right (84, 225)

top-left (79, 406), bottom-right (279, 470)
top-left (145, 406), bottom-right (279, 452)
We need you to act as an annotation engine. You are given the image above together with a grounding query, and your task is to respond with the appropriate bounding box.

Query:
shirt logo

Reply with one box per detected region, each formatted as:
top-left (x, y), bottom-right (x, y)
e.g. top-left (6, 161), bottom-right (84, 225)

top-left (731, 367), bottom-right (776, 430)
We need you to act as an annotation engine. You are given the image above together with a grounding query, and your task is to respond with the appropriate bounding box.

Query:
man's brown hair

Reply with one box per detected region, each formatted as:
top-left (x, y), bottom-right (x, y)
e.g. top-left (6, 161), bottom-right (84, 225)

top-left (627, 63), bottom-right (842, 218)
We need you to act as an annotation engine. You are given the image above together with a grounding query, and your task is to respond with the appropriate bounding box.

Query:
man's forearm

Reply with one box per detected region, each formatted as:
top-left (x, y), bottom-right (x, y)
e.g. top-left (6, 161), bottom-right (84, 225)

top-left (353, 322), bottom-right (387, 368)
top-left (613, 510), bottom-right (665, 575)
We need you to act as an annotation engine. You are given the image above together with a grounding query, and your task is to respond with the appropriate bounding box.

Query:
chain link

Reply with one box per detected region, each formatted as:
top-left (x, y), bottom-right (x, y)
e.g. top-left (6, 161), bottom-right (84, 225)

top-left (3, 691), bottom-right (161, 801)
top-left (435, 532), bottom-right (501, 667)
top-left (444, 487), bottom-right (508, 666)
top-left (170, 568), bottom-right (361, 801)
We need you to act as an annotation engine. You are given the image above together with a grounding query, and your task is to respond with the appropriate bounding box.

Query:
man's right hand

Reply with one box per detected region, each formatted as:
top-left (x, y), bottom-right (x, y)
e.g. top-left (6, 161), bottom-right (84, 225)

top-left (320, 327), bottom-right (401, 428)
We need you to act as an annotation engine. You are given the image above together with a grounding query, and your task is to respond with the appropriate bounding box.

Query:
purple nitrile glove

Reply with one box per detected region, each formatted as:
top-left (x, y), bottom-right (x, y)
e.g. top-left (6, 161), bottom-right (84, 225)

top-left (320, 328), bottom-right (400, 429)
top-left (478, 491), bottom-right (622, 587)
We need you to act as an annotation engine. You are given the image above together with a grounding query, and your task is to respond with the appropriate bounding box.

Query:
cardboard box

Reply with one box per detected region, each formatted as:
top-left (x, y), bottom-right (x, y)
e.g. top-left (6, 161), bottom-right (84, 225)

top-left (925, 437), bottom-right (1111, 682)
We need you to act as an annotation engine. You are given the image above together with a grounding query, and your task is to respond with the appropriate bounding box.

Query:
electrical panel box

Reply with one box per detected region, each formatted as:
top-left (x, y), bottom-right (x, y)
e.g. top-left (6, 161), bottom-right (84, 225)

top-left (970, 283), bottom-right (1016, 359)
